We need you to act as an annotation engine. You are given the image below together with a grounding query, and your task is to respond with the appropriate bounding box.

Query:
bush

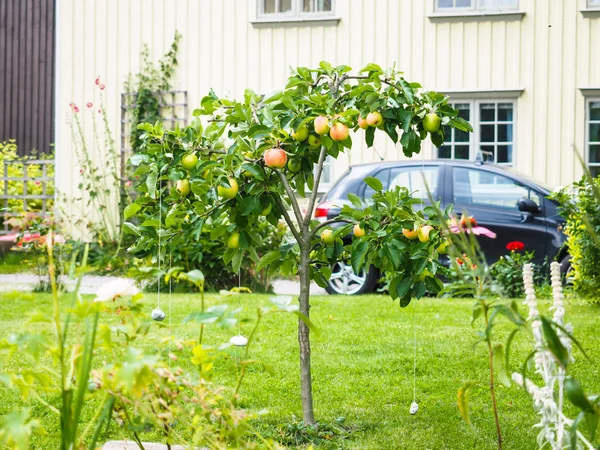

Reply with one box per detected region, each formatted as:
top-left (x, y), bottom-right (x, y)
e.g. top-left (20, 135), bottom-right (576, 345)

top-left (490, 241), bottom-right (534, 298)
top-left (550, 176), bottom-right (600, 297)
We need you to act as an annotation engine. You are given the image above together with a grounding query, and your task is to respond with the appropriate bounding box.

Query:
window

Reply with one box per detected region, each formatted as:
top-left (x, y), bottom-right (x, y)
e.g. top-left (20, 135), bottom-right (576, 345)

top-left (453, 167), bottom-right (542, 209)
top-left (436, 0), bottom-right (518, 12)
top-left (588, 0), bottom-right (600, 7)
top-left (258, 0), bottom-right (333, 19)
top-left (362, 166), bottom-right (440, 200)
top-left (587, 100), bottom-right (600, 177)
top-left (437, 100), bottom-right (515, 165)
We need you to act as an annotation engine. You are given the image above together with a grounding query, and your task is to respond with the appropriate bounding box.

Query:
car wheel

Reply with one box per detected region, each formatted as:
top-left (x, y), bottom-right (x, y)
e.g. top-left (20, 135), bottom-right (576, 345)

top-left (325, 260), bottom-right (378, 295)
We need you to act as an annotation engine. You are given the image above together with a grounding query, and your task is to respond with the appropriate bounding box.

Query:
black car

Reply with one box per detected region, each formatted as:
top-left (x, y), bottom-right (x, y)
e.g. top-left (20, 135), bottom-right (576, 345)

top-left (314, 159), bottom-right (568, 295)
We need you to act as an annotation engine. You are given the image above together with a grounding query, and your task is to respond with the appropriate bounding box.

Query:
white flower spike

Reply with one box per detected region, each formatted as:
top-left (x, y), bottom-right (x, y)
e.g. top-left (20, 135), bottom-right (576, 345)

top-left (94, 279), bottom-right (139, 302)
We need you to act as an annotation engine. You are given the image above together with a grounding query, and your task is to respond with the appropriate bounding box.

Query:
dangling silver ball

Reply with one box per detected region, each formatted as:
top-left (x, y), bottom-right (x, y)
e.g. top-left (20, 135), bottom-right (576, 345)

top-left (410, 401), bottom-right (419, 415)
top-left (151, 307), bottom-right (166, 321)
top-left (229, 334), bottom-right (248, 347)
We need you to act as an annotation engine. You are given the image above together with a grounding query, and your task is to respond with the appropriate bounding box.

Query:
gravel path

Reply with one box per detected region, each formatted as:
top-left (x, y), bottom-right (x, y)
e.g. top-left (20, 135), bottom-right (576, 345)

top-left (0, 273), bottom-right (327, 296)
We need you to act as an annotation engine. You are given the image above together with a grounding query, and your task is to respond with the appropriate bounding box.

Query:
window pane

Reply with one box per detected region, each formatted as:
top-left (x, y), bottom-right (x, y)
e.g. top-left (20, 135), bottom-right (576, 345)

top-left (455, 129), bottom-right (470, 142)
top-left (497, 124), bottom-right (512, 142)
top-left (588, 0), bottom-right (600, 5)
top-left (497, 103), bottom-right (513, 121)
top-left (457, 103), bottom-right (471, 120)
top-left (438, 146), bottom-right (451, 159)
top-left (497, 145), bottom-right (512, 163)
top-left (590, 123), bottom-right (600, 142)
top-left (456, 0), bottom-right (472, 6)
top-left (456, 145), bottom-right (470, 159)
top-left (264, 0), bottom-right (276, 13)
top-left (453, 168), bottom-right (530, 209)
top-left (478, 0), bottom-right (496, 9)
top-left (480, 104), bottom-right (496, 122)
top-left (303, 0), bottom-right (311, 12)
top-left (442, 125), bottom-right (452, 143)
top-left (497, 0), bottom-right (518, 8)
top-left (481, 124), bottom-right (495, 142)
top-left (438, 0), bottom-right (454, 6)
top-left (590, 145), bottom-right (600, 163)
top-left (280, 0), bottom-right (292, 12)
top-left (590, 166), bottom-right (600, 178)
top-left (389, 167), bottom-right (440, 200)
top-left (317, 0), bottom-right (332, 11)
top-left (591, 102), bottom-right (600, 121)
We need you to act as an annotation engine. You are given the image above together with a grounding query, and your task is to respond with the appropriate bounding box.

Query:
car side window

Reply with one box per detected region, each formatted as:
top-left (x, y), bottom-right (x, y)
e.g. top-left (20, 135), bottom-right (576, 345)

top-left (453, 167), bottom-right (542, 209)
top-left (362, 169), bottom-right (390, 198)
top-left (389, 166), bottom-right (440, 200)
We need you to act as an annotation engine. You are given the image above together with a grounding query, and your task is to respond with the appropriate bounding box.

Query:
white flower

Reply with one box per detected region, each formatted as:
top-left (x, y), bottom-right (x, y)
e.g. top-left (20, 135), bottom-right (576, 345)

top-left (94, 279), bottom-right (139, 302)
top-left (53, 234), bottom-right (66, 245)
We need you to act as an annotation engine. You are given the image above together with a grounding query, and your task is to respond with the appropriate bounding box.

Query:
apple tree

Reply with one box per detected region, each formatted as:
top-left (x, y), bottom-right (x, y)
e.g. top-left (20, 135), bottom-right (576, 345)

top-left (125, 62), bottom-right (471, 424)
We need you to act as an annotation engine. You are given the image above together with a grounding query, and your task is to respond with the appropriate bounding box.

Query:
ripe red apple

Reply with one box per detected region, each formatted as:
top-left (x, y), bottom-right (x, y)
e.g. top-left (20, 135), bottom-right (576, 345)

top-left (357, 116), bottom-right (369, 130)
top-left (176, 179), bottom-right (191, 196)
top-left (418, 225), bottom-right (434, 243)
top-left (330, 122), bottom-right (349, 142)
top-left (423, 113), bottom-right (441, 133)
top-left (402, 228), bottom-right (419, 240)
top-left (217, 178), bottom-right (239, 199)
top-left (366, 111), bottom-right (384, 127)
top-left (314, 116), bottom-right (330, 135)
top-left (227, 232), bottom-right (240, 249)
top-left (292, 125), bottom-right (309, 142)
top-left (321, 229), bottom-right (335, 245)
top-left (264, 148), bottom-right (288, 169)
top-left (307, 134), bottom-right (322, 149)
top-left (353, 224), bottom-right (366, 238)
top-left (181, 153), bottom-right (198, 170)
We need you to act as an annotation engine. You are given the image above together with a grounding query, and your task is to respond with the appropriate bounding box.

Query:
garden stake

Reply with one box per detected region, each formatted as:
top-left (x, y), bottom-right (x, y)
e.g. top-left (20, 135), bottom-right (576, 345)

top-left (230, 272), bottom-right (248, 347)
top-left (152, 176), bottom-right (166, 322)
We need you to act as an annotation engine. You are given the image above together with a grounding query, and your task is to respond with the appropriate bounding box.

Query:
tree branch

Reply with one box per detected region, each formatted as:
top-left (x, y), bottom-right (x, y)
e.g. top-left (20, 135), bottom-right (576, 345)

top-left (272, 168), bottom-right (305, 228)
top-left (272, 194), bottom-right (302, 242)
top-left (305, 145), bottom-right (328, 226)
top-left (311, 217), bottom-right (355, 237)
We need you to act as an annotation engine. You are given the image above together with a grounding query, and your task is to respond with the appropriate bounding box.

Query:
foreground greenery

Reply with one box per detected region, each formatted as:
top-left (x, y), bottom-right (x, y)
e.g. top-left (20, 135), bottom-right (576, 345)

top-left (1, 291), bottom-right (598, 449)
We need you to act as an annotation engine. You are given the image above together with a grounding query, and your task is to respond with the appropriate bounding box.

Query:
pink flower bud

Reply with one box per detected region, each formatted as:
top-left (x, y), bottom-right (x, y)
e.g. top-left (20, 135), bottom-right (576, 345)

top-left (97, 109), bottom-right (101, 114)
top-left (87, 102), bottom-right (93, 108)
top-left (125, 180), bottom-right (132, 187)
top-left (79, 168), bottom-right (84, 174)
top-left (74, 106), bottom-right (80, 113)
top-left (95, 77), bottom-right (100, 85)
top-left (34, 181), bottom-right (41, 186)
top-left (99, 84), bottom-right (105, 90)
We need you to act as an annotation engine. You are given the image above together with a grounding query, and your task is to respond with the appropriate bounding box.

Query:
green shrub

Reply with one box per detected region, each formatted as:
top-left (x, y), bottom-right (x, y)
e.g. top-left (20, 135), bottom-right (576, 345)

top-left (551, 176), bottom-right (600, 297)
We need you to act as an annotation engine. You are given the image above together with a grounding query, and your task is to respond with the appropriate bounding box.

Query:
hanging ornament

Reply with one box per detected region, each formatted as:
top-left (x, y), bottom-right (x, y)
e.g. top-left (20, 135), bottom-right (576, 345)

top-left (229, 334), bottom-right (248, 347)
top-left (151, 307), bottom-right (166, 321)
top-left (410, 401), bottom-right (419, 415)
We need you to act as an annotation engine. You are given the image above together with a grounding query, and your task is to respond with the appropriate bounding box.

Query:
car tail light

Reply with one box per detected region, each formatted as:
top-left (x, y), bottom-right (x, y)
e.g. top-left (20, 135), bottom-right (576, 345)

top-left (314, 201), bottom-right (333, 221)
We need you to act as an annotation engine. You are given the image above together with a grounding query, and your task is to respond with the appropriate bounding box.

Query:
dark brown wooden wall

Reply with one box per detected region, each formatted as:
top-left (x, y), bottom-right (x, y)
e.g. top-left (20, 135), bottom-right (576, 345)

top-left (0, 0), bottom-right (55, 157)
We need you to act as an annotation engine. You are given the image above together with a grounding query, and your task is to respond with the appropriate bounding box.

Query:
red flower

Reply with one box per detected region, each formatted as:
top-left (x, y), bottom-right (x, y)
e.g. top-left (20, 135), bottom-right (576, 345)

top-left (95, 77), bottom-right (100, 85)
top-left (74, 106), bottom-right (80, 113)
top-left (87, 102), bottom-right (93, 108)
top-left (506, 241), bottom-right (525, 251)
top-left (99, 83), bottom-right (106, 90)
top-left (456, 257), bottom-right (464, 266)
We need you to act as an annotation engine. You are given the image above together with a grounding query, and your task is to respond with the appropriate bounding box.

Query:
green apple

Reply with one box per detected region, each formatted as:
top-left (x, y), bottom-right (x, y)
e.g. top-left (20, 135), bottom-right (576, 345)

top-left (176, 179), bottom-right (191, 196)
top-left (292, 125), bottom-right (309, 142)
top-left (307, 134), bottom-right (322, 149)
top-left (423, 113), bottom-right (441, 133)
top-left (181, 153), bottom-right (198, 170)
top-left (321, 229), bottom-right (335, 245)
top-left (418, 225), bottom-right (434, 243)
top-left (260, 203), bottom-right (272, 216)
top-left (217, 178), bottom-right (239, 199)
top-left (227, 232), bottom-right (240, 249)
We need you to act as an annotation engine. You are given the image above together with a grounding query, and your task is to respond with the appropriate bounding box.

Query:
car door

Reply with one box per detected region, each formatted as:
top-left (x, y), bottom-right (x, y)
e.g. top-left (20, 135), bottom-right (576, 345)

top-left (449, 166), bottom-right (547, 264)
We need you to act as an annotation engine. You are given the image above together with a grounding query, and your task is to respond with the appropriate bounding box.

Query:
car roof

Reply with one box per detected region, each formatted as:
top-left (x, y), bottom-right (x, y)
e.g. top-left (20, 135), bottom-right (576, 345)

top-left (347, 160), bottom-right (552, 194)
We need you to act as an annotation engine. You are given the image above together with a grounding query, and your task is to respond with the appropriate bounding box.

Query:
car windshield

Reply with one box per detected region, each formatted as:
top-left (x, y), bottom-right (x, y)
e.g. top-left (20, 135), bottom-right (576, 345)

top-left (500, 166), bottom-right (555, 191)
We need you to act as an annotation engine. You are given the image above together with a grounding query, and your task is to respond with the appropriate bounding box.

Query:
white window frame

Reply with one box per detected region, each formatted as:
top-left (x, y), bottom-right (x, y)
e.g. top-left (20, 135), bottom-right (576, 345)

top-left (586, 98), bottom-right (600, 175)
top-left (257, 0), bottom-right (335, 20)
top-left (436, 99), bottom-right (517, 166)
top-left (435, 0), bottom-right (519, 13)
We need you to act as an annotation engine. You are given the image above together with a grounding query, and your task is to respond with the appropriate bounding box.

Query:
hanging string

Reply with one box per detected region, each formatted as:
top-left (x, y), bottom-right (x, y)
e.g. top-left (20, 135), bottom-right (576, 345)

top-left (412, 297), bottom-right (417, 403)
top-left (157, 186), bottom-right (162, 308)
top-left (169, 249), bottom-right (172, 369)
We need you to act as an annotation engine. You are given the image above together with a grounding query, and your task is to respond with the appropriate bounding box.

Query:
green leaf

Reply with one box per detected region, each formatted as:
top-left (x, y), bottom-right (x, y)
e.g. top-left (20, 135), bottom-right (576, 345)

top-left (493, 344), bottom-right (511, 387)
top-left (232, 250), bottom-right (243, 274)
top-left (363, 176), bottom-right (383, 192)
top-left (122, 222), bottom-right (141, 237)
top-left (347, 193), bottom-right (362, 208)
top-left (146, 171), bottom-right (158, 199)
top-left (585, 411), bottom-right (598, 441)
top-left (178, 269), bottom-right (205, 288)
top-left (395, 275), bottom-right (412, 300)
top-left (123, 203), bottom-right (141, 220)
top-left (565, 377), bottom-right (596, 412)
top-left (541, 316), bottom-right (569, 368)
top-left (351, 241), bottom-right (369, 274)
top-left (240, 162), bottom-right (265, 180)
top-left (359, 63), bottom-right (383, 74)
top-left (457, 382), bottom-right (477, 426)
top-left (0, 408), bottom-right (42, 449)
top-left (256, 251), bottom-right (281, 272)
top-left (365, 126), bottom-right (375, 147)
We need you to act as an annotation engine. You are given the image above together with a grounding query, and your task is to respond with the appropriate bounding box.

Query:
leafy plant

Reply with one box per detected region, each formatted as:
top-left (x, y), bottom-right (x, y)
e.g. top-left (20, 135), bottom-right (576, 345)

top-left (126, 61), bottom-right (472, 424)
top-left (551, 174), bottom-right (600, 298)
top-left (490, 241), bottom-right (535, 298)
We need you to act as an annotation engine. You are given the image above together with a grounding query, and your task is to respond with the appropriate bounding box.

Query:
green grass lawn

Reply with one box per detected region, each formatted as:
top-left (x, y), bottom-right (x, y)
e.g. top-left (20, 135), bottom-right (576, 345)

top-left (1, 291), bottom-right (599, 449)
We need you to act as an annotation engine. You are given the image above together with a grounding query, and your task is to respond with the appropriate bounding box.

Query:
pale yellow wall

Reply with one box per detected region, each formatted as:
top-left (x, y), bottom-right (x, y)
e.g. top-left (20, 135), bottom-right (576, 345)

top-left (55, 0), bottom-right (600, 226)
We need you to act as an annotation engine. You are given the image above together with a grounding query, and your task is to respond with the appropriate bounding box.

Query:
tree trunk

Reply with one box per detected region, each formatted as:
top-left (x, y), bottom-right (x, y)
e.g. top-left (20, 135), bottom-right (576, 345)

top-left (297, 239), bottom-right (316, 425)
